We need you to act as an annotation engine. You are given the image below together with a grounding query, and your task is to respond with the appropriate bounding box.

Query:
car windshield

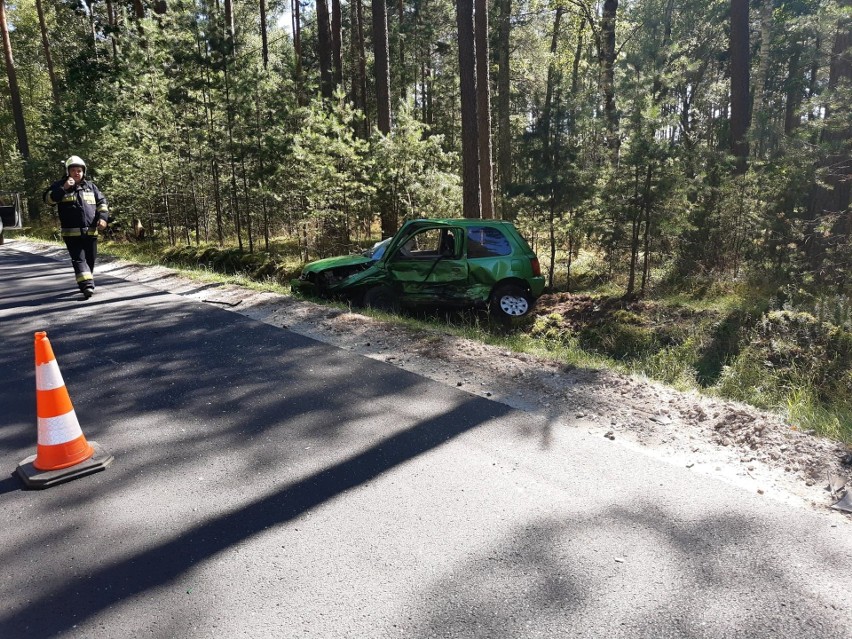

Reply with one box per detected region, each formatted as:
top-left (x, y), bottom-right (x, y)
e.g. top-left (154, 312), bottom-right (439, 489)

top-left (365, 238), bottom-right (391, 261)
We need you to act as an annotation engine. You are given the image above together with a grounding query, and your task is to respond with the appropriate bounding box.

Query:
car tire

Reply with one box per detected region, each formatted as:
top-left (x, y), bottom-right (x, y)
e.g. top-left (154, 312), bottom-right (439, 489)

top-left (489, 283), bottom-right (533, 322)
top-left (363, 285), bottom-right (400, 314)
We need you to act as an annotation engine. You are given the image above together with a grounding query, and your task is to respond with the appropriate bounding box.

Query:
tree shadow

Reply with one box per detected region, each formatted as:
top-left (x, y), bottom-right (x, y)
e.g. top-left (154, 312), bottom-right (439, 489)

top-left (695, 308), bottom-right (751, 387)
top-left (407, 504), bottom-right (851, 638)
top-left (0, 398), bottom-right (509, 637)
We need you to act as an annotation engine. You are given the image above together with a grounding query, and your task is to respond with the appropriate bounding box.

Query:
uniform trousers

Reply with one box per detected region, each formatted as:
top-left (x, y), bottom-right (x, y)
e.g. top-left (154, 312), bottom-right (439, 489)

top-left (63, 234), bottom-right (98, 291)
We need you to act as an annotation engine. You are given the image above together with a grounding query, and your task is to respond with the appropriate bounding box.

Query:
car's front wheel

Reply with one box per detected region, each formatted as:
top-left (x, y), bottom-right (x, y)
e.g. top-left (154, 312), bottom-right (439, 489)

top-left (489, 283), bottom-right (533, 321)
top-left (363, 285), bottom-right (400, 314)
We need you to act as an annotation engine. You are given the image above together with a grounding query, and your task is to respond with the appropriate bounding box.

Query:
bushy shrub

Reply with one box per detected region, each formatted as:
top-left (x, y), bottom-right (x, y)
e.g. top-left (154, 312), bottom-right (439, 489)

top-left (715, 311), bottom-right (852, 429)
top-left (694, 307), bottom-right (757, 386)
top-left (612, 309), bottom-right (644, 325)
top-left (640, 338), bottom-right (700, 388)
top-left (159, 245), bottom-right (301, 284)
top-left (579, 322), bottom-right (657, 360)
top-left (530, 313), bottom-right (568, 341)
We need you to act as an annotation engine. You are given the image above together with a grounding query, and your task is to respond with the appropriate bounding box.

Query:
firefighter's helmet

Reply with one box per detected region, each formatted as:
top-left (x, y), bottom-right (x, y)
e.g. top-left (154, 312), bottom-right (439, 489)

top-left (65, 155), bottom-right (86, 173)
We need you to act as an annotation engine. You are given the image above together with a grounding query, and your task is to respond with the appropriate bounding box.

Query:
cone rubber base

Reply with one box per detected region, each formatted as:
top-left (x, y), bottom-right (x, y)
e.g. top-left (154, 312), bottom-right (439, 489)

top-left (16, 441), bottom-right (113, 489)
top-left (832, 491), bottom-right (852, 513)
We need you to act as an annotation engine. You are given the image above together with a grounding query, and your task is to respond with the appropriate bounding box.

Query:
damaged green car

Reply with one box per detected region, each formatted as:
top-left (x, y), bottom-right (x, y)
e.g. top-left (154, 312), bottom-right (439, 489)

top-left (291, 219), bottom-right (545, 321)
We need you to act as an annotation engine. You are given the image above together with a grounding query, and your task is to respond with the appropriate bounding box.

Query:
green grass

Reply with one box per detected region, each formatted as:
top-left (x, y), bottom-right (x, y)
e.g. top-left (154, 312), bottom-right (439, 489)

top-left (100, 241), bottom-right (169, 265)
top-left (787, 389), bottom-right (852, 441)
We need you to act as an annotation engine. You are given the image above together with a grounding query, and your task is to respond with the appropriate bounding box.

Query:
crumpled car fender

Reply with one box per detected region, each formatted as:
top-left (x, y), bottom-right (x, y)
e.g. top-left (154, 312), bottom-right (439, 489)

top-left (328, 263), bottom-right (390, 296)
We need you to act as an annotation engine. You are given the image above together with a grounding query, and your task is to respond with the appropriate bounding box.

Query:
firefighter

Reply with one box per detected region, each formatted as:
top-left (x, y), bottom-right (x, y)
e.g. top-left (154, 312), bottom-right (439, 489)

top-left (44, 156), bottom-right (110, 299)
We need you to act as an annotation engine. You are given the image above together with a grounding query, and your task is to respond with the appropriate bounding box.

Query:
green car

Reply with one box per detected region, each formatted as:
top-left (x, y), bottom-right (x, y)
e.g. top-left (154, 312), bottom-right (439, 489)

top-left (292, 219), bottom-right (545, 320)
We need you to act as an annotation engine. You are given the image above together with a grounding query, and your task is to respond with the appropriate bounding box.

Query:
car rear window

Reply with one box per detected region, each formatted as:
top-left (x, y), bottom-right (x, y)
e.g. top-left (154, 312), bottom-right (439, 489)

top-left (467, 226), bottom-right (512, 258)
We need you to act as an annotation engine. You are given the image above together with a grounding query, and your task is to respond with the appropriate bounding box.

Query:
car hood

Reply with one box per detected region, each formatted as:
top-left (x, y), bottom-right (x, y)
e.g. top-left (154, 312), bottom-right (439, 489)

top-left (303, 254), bottom-right (373, 273)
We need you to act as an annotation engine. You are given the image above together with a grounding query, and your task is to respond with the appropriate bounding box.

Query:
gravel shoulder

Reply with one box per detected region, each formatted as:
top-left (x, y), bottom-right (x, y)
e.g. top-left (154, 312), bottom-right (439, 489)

top-left (12, 239), bottom-right (852, 522)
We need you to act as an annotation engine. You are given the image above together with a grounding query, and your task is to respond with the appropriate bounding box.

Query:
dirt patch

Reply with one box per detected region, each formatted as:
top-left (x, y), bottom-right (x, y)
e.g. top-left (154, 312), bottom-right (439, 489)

top-left (14, 240), bottom-right (852, 521)
top-left (536, 292), bottom-right (713, 328)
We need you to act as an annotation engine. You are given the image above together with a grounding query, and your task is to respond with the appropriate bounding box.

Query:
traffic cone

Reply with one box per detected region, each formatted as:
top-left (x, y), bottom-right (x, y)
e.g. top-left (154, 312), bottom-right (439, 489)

top-left (16, 332), bottom-right (113, 488)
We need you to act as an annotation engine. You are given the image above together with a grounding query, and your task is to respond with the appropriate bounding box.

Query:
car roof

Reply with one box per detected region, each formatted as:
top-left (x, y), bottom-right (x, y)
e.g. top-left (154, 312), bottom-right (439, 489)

top-left (404, 218), bottom-right (514, 227)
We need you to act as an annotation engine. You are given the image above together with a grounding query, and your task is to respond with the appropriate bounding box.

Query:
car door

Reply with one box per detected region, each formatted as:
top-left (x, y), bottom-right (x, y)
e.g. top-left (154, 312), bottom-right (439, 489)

top-left (385, 226), bottom-right (470, 304)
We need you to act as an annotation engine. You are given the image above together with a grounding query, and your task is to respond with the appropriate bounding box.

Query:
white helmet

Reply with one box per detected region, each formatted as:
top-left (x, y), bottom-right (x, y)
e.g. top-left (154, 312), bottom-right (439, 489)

top-left (65, 155), bottom-right (86, 173)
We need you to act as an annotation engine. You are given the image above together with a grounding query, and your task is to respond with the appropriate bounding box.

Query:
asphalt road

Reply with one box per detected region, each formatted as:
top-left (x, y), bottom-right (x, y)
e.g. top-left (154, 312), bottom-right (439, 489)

top-left (1, 244), bottom-right (850, 639)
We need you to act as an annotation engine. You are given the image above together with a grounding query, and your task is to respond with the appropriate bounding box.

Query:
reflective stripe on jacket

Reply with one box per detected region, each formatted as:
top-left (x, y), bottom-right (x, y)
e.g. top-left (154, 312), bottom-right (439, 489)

top-left (60, 227), bottom-right (100, 237)
top-left (45, 179), bottom-right (109, 232)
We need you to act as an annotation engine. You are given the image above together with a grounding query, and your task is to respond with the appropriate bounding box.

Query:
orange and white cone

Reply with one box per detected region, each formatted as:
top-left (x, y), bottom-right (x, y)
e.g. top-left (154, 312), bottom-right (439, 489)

top-left (17, 332), bottom-right (113, 488)
top-left (33, 331), bottom-right (94, 470)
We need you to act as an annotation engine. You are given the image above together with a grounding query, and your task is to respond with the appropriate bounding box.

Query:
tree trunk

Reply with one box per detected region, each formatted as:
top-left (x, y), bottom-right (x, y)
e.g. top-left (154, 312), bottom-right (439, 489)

top-left (752, 0), bottom-right (773, 156)
top-left (331, 0), bottom-right (342, 86)
top-left (752, 0), bottom-right (773, 115)
top-left (373, 0), bottom-right (394, 237)
top-left (216, 0), bottom-right (241, 244)
top-left (240, 155), bottom-right (253, 253)
top-left (183, 134), bottom-right (203, 245)
top-left (475, 0), bottom-right (494, 219)
top-left (255, 91), bottom-right (270, 251)
top-left (260, 0), bottom-right (268, 69)
top-left (106, 0), bottom-right (119, 66)
top-left (805, 0), bottom-right (851, 281)
top-left (566, 218), bottom-right (575, 292)
top-left (784, 48), bottom-right (802, 136)
top-left (420, 6), bottom-right (433, 127)
top-left (652, 0), bottom-right (674, 100)
top-left (640, 163), bottom-right (653, 295)
top-left (626, 165), bottom-right (640, 296)
top-left (496, 0), bottom-right (511, 219)
top-left (600, 0), bottom-right (619, 157)
top-left (542, 7), bottom-right (564, 154)
top-left (397, 0), bottom-right (405, 95)
top-left (292, 0), bottom-right (303, 103)
top-left (351, 0), bottom-right (368, 137)
top-left (372, 0), bottom-right (392, 134)
top-left (457, 0), bottom-right (481, 219)
top-left (197, 18), bottom-right (225, 244)
top-left (224, 0), bottom-right (236, 54)
top-left (88, 3), bottom-right (98, 60)
top-left (730, 0), bottom-right (750, 173)
top-left (544, 7), bottom-right (565, 289)
top-left (420, 47), bottom-right (428, 123)
top-left (570, 18), bottom-right (584, 117)
top-left (35, 0), bottom-right (59, 105)
top-left (0, 0), bottom-right (29, 159)
top-left (548, 198), bottom-right (556, 289)
top-left (316, 0), bottom-right (334, 99)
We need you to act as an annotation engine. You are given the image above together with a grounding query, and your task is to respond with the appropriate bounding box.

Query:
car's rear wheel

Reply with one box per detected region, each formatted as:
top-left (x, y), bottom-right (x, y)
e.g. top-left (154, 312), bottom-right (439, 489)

top-left (489, 283), bottom-right (533, 322)
top-left (363, 285), bottom-right (400, 314)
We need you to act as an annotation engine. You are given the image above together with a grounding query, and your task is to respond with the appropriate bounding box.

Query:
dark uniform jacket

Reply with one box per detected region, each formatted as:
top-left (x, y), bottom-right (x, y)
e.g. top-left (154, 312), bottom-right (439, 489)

top-left (45, 178), bottom-right (109, 237)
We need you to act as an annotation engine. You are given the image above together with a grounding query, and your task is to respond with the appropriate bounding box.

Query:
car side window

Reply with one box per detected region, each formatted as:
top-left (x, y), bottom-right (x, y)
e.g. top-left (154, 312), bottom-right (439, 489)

top-left (396, 228), bottom-right (443, 259)
top-left (466, 226), bottom-right (512, 258)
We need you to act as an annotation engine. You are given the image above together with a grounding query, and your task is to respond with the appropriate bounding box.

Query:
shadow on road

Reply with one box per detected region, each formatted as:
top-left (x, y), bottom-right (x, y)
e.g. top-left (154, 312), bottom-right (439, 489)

top-left (0, 399), bottom-right (507, 636)
top-left (407, 504), bottom-right (850, 639)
